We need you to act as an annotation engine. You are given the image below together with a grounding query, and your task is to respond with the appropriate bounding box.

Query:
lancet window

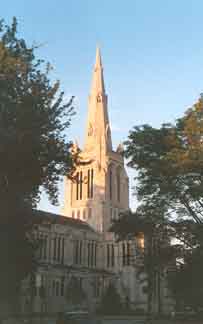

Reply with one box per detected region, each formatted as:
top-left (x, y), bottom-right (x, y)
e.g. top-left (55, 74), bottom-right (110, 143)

top-left (76, 172), bottom-right (79, 200)
top-left (80, 171), bottom-right (83, 199)
top-left (76, 171), bottom-right (83, 200)
top-left (87, 168), bottom-right (94, 198)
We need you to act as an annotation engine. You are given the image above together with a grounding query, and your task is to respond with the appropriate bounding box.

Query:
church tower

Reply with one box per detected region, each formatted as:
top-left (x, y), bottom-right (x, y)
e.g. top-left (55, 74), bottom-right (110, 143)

top-left (62, 48), bottom-right (129, 233)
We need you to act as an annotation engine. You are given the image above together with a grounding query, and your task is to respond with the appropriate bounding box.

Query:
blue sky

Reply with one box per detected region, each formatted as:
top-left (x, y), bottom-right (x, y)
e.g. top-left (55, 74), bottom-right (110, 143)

top-left (2, 0), bottom-right (203, 212)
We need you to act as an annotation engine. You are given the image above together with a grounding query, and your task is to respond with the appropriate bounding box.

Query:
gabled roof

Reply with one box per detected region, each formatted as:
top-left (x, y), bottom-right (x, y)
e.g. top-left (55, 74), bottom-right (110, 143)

top-left (33, 210), bottom-right (97, 233)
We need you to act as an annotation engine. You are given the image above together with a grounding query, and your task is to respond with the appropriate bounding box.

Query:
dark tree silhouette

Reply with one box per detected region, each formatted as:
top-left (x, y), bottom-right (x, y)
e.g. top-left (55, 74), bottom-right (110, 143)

top-left (0, 17), bottom-right (74, 315)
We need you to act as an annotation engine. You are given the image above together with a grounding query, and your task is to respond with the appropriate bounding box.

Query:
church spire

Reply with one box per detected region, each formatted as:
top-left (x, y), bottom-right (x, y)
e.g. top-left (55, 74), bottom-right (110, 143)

top-left (95, 46), bottom-right (102, 68)
top-left (84, 47), bottom-right (112, 155)
top-left (90, 46), bottom-right (105, 96)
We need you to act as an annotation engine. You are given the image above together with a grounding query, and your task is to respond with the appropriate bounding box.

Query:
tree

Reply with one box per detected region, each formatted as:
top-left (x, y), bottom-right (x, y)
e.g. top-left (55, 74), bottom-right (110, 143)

top-left (0, 17), bottom-right (75, 206)
top-left (0, 17), bottom-right (74, 314)
top-left (111, 209), bottom-right (177, 314)
top-left (125, 95), bottom-right (203, 225)
top-left (122, 94), bottom-right (203, 312)
top-left (168, 222), bottom-right (203, 311)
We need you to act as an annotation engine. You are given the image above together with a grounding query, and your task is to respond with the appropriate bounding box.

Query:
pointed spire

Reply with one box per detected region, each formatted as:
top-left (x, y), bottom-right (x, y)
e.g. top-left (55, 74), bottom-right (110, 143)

top-left (84, 47), bottom-right (112, 155)
top-left (95, 46), bottom-right (102, 69)
top-left (90, 46), bottom-right (105, 95)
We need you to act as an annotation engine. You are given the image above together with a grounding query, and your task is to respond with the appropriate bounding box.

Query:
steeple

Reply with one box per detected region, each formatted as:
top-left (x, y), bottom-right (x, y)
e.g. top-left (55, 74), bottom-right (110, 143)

top-left (84, 47), bottom-right (112, 155)
top-left (90, 47), bottom-right (105, 95)
top-left (62, 47), bottom-right (129, 235)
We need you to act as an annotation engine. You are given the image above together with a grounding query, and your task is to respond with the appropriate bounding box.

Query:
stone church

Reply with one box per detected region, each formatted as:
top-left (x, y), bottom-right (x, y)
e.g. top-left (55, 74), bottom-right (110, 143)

top-left (21, 49), bottom-right (173, 315)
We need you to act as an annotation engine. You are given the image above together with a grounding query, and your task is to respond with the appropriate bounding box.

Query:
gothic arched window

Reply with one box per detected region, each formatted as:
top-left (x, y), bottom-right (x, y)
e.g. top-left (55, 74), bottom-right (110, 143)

top-left (91, 169), bottom-right (94, 198)
top-left (76, 172), bottom-right (79, 200)
top-left (87, 169), bottom-right (94, 198)
top-left (80, 171), bottom-right (83, 200)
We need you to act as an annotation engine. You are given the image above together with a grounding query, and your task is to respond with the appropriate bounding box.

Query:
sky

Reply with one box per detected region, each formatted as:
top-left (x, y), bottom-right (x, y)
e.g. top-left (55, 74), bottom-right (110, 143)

top-left (2, 0), bottom-right (203, 212)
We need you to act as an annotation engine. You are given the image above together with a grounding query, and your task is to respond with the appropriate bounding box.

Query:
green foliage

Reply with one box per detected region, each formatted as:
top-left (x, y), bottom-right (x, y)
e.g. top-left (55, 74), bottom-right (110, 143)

top-left (125, 96), bottom-right (203, 224)
top-left (0, 202), bottom-right (37, 304)
top-left (168, 244), bottom-right (203, 310)
top-left (111, 210), bottom-right (177, 314)
top-left (0, 17), bottom-right (74, 206)
top-left (167, 221), bottom-right (203, 310)
top-left (122, 94), bottom-right (203, 312)
top-left (0, 17), bottom-right (74, 308)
